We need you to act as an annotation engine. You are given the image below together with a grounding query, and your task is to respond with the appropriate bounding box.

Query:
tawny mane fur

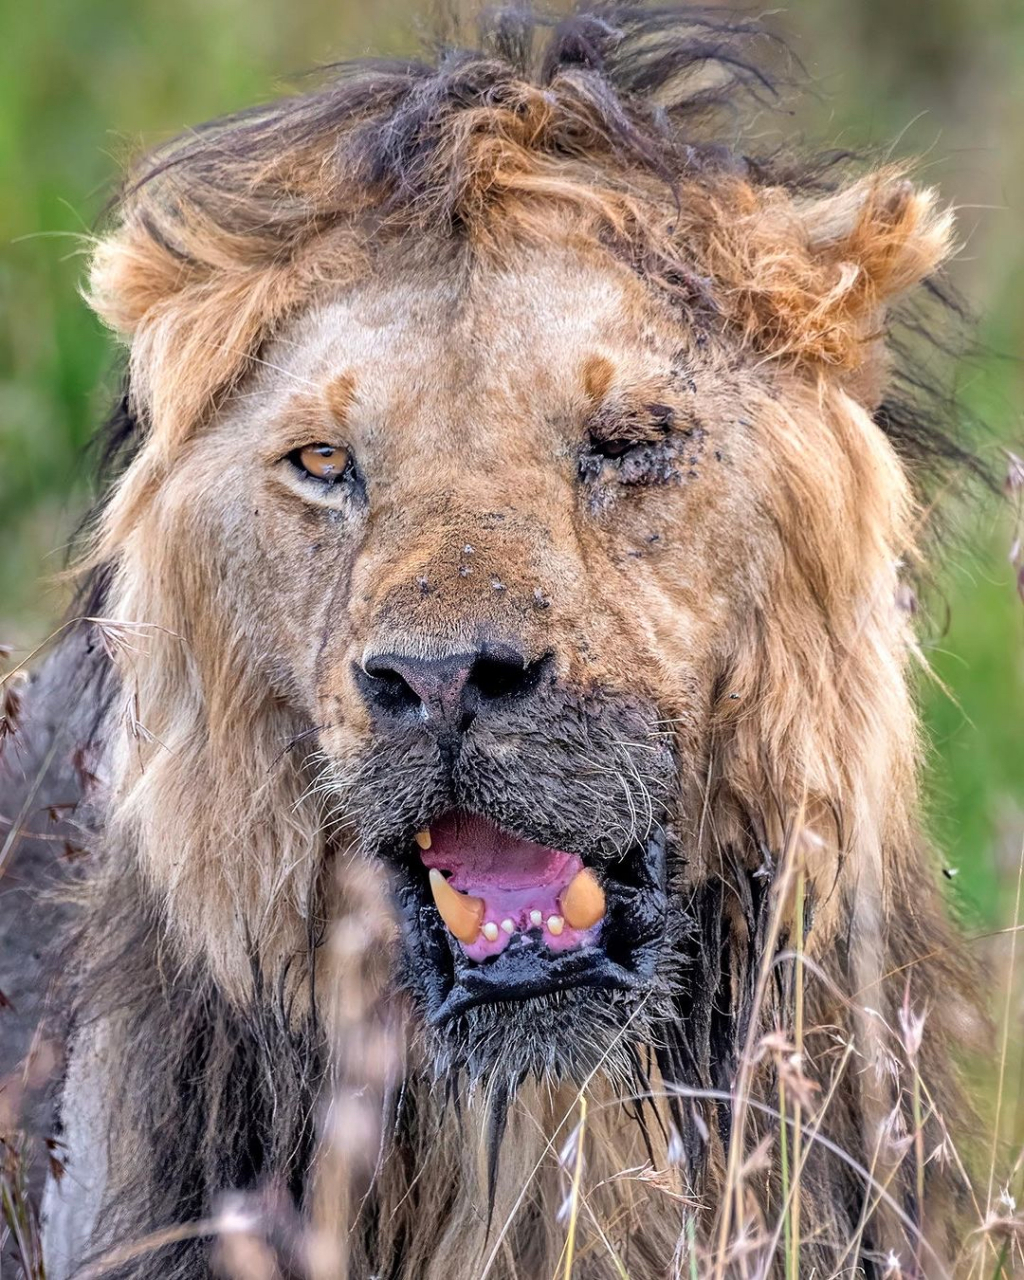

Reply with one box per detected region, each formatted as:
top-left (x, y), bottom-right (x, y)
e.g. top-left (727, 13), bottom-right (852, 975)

top-left (3, 6), bottom-right (987, 1279)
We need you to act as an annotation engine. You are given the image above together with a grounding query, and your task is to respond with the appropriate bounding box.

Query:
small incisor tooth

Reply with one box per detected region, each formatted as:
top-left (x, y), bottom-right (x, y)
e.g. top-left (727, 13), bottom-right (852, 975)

top-left (547, 915), bottom-right (564, 936)
top-left (428, 869), bottom-right (484, 943)
top-left (414, 829), bottom-right (432, 850)
top-left (482, 921), bottom-right (499, 942)
top-left (560, 868), bottom-right (606, 931)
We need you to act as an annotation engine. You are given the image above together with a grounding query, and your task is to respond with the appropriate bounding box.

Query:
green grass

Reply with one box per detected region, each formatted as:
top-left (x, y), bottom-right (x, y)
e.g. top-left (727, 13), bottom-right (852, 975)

top-left (1, 0), bottom-right (1022, 926)
top-left (923, 533), bottom-right (1024, 922)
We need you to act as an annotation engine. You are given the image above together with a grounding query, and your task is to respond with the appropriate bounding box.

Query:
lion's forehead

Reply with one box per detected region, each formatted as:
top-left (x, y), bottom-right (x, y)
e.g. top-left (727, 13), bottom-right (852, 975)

top-left (254, 252), bottom-right (679, 431)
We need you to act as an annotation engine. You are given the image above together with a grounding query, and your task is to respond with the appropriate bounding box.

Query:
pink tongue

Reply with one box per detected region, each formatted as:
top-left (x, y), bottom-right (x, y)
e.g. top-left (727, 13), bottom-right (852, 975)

top-left (423, 814), bottom-right (577, 893)
top-left (420, 814), bottom-right (594, 960)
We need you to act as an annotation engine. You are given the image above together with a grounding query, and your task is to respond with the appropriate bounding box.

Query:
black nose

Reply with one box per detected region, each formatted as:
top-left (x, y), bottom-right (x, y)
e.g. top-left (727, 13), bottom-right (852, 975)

top-left (356, 642), bottom-right (549, 737)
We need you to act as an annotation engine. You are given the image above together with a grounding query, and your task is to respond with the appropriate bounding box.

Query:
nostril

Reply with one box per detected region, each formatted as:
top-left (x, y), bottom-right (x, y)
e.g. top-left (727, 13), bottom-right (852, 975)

top-left (362, 660), bottom-right (424, 717)
top-left (356, 646), bottom-right (552, 730)
top-left (470, 655), bottom-right (525, 701)
top-left (468, 649), bottom-right (551, 704)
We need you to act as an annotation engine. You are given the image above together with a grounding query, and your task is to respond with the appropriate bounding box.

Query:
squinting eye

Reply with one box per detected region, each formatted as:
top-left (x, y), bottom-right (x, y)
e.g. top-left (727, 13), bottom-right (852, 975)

top-left (293, 443), bottom-right (351, 482)
top-left (588, 433), bottom-right (638, 460)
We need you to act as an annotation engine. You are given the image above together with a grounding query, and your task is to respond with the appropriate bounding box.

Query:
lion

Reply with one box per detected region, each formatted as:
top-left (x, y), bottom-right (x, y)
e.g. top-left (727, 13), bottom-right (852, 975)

top-left (0, 6), bottom-right (986, 1278)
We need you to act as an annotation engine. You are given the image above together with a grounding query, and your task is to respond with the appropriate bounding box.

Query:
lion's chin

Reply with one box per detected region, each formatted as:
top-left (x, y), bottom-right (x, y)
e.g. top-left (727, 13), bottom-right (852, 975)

top-left (388, 814), bottom-right (669, 1041)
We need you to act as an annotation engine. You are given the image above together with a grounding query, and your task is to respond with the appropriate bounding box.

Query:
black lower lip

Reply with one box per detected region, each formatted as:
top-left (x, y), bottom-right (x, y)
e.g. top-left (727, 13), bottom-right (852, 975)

top-left (429, 934), bottom-right (641, 1024)
top-left (392, 826), bottom-right (669, 1025)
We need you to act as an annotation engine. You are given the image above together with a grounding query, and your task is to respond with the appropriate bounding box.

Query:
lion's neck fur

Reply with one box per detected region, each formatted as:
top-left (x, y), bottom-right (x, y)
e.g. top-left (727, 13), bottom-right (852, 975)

top-left (365, 1076), bottom-right (696, 1280)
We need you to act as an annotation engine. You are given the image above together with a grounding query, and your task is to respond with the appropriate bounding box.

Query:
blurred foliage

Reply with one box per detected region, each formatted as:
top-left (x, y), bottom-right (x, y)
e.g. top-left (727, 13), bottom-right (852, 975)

top-left (0, 0), bottom-right (1021, 921)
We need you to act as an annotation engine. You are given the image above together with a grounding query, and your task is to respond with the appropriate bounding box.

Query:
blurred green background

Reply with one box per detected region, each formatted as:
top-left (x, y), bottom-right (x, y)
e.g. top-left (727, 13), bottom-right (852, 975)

top-left (1, 0), bottom-right (1021, 922)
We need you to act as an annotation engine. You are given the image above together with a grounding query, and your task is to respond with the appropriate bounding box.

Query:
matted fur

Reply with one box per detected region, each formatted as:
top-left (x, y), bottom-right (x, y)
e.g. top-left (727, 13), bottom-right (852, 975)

top-left (4, 5), bottom-right (988, 1278)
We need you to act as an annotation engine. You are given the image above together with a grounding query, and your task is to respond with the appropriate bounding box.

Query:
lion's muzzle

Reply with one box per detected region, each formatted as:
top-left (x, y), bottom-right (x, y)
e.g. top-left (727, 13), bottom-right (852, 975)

top-left (344, 630), bottom-right (676, 1043)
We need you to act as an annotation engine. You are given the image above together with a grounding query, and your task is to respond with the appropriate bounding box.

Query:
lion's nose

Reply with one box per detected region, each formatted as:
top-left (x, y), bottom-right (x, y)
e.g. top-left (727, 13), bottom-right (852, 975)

top-left (356, 642), bottom-right (550, 738)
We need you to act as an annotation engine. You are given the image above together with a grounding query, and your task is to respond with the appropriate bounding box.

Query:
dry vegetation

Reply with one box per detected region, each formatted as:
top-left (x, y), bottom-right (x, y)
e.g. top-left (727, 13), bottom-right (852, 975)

top-left (3, 855), bottom-right (1023, 1279)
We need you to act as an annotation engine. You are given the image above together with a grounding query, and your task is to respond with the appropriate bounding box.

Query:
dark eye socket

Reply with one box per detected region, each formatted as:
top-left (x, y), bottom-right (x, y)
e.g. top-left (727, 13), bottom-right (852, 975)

top-left (290, 443), bottom-right (351, 482)
top-left (587, 433), bottom-right (640, 460)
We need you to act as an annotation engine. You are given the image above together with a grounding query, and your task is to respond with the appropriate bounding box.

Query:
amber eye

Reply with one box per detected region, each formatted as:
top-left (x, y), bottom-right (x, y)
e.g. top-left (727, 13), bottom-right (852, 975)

top-left (293, 443), bottom-right (351, 482)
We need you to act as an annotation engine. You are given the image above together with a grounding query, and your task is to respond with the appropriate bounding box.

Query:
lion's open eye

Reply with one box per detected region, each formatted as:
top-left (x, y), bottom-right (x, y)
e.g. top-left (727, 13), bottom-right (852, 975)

top-left (291, 443), bottom-right (351, 482)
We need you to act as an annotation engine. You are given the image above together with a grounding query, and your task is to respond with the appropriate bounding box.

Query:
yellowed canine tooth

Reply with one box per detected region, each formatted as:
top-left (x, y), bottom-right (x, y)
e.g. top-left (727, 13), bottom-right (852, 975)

top-left (414, 829), bottom-right (432, 850)
top-left (560, 868), bottom-right (606, 931)
top-left (428, 868), bottom-right (484, 943)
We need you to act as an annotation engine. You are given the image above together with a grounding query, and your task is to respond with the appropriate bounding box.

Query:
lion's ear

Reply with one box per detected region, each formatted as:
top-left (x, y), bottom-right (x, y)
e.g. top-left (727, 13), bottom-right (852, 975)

top-left (714, 172), bottom-right (955, 401)
top-left (797, 175), bottom-right (952, 281)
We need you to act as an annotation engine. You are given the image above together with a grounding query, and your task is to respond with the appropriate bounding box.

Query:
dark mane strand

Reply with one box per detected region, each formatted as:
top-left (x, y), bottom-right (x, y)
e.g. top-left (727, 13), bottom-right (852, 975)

top-left (878, 280), bottom-right (994, 498)
top-left (72, 372), bottom-right (143, 618)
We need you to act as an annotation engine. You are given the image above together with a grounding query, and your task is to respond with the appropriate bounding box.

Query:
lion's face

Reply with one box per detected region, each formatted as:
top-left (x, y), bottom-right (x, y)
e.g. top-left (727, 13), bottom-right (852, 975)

top-left (160, 240), bottom-right (789, 1078)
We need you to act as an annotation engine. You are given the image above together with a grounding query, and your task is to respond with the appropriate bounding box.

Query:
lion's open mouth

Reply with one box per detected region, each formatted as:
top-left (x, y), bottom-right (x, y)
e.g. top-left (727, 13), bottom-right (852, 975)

top-left (420, 814), bottom-right (607, 956)
top-left (389, 811), bottom-right (668, 1025)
